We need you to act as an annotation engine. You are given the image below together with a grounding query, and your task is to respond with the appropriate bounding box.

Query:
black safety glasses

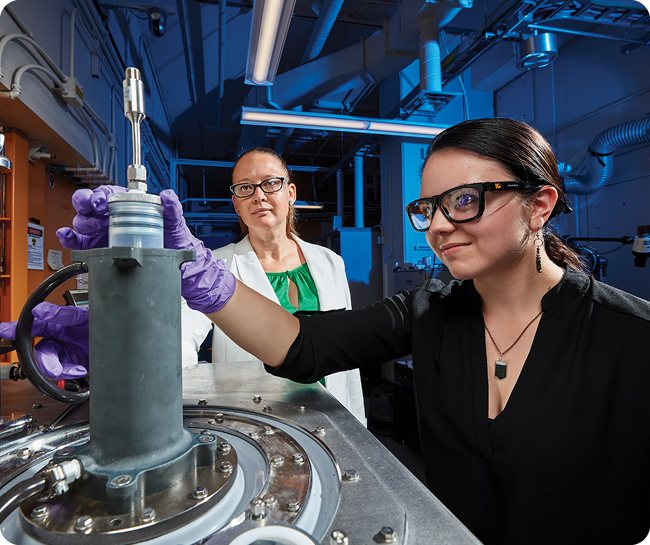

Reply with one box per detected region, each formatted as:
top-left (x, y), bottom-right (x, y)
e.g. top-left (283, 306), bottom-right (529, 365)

top-left (405, 181), bottom-right (545, 232)
top-left (230, 177), bottom-right (287, 198)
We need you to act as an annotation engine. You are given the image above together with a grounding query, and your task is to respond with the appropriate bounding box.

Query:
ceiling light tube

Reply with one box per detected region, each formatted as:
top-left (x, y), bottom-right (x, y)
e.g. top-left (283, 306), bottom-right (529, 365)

top-left (241, 107), bottom-right (448, 138)
top-left (245, 0), bottom-right (297, 85)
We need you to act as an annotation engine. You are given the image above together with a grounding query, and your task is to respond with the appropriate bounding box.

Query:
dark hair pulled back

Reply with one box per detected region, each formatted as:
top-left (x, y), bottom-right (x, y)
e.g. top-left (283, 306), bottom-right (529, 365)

top-left (424, 118), bottom-right (584, 272)
top-left (232, 147), bottom-right (298, 237)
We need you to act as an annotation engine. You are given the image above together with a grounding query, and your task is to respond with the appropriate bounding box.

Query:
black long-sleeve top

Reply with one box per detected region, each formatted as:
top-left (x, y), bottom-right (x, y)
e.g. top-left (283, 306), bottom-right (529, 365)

top-left (266, 267), bottom-right (650, 544)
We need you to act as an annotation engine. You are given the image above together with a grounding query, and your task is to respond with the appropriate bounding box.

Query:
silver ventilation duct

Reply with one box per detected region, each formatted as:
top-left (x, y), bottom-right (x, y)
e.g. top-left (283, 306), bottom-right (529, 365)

top-left (562, 116), bottom-right (650, 195)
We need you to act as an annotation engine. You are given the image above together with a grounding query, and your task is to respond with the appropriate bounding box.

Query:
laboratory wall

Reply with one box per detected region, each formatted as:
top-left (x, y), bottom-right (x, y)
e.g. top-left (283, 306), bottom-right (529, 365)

top-left (495, 34), bottom-right (650, 300)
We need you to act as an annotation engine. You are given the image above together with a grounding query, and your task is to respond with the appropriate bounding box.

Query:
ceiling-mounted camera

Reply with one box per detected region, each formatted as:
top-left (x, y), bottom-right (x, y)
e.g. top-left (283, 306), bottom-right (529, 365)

top-left (147, 6), bottom-right (168, 38)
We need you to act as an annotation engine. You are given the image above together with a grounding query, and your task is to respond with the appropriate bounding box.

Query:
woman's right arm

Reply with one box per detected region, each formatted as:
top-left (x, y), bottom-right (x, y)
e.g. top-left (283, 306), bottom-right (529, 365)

top-left (206, 280), bottom-right (300, 368)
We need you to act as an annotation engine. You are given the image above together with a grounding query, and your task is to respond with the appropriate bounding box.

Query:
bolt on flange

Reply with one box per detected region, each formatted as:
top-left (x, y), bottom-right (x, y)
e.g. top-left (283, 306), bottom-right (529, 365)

top-left (330, 530), bottom-right (349, 544)
top-left (74, 515), bottom-right (93, 533)
top-left (250, 497), bottom-right (266, 520)
top-left (192, 486), bottom-right (208, 500)
top-left (375, 526), bottom-right (397, 543)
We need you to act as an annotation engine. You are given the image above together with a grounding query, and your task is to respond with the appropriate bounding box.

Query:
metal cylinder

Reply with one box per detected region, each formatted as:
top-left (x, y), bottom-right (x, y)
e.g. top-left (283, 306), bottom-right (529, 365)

top-left (71, 247), bottom-right (195, 469)
top-left (108, 193), bottom-right (164, 248)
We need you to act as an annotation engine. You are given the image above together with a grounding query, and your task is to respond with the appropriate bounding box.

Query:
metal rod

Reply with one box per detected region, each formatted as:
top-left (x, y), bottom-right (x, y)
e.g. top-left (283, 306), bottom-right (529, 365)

top-left (1, 173), bottom-right (6, 293)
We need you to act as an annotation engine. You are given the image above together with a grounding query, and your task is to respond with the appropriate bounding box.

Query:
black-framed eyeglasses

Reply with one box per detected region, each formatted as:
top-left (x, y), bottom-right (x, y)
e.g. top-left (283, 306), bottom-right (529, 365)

top-left (230, 177), bottom-right (287, 198)
top-left (405, 181), bottom-right (544, 232)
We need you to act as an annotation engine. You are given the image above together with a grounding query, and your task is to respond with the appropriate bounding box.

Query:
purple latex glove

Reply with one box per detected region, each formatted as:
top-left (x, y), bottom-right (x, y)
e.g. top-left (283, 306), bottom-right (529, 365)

top-left (0, 303), bottom-right (89, 380)
top-left (56, 185), bottom-right (127, 250)
top-left (160, 189), bottom-right (236, 314)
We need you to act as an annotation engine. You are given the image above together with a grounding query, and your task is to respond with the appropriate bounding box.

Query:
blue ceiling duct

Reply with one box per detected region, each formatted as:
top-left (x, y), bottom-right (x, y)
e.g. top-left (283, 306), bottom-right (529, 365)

top-left (562, 116), bottom-right (650, 195)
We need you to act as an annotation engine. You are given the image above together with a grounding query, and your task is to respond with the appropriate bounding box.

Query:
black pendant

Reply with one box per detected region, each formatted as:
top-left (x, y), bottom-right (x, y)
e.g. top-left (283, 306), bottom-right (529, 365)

top-left (495, 357), bottom-right (507, 380)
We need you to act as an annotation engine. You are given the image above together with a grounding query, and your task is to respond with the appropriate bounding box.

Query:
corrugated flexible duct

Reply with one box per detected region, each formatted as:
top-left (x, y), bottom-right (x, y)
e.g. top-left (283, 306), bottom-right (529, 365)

top-left (562, 116), bottom-right (650, 195)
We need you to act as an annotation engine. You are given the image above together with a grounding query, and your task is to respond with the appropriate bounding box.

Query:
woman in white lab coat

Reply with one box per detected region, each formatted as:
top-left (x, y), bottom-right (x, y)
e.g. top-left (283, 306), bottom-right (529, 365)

top-left (182, 147), bottom-right (366, 425)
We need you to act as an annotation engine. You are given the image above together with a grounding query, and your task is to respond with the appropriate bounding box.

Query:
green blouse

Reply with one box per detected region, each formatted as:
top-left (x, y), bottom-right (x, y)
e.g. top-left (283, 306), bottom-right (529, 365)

top-left (265, 262), bottom-right (321, 314)
top-left (266, 262), bottom-right (325, 386)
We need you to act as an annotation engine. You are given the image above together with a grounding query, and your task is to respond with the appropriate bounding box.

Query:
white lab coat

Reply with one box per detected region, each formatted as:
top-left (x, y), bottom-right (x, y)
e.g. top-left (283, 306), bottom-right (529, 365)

top-left (181, 234), bottom-right (367, 426)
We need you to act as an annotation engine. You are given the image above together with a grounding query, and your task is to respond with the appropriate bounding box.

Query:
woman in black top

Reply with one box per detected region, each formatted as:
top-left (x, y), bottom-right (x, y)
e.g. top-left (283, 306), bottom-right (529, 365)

top-left (13, 118), bottom-right (650, 544)
top-left (213, 118), bottom-right (650, 544)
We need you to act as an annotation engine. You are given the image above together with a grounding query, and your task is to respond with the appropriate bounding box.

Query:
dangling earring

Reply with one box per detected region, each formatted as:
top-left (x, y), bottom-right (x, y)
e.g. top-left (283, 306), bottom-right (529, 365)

top-left (534, 229), bottom-right (543, 273)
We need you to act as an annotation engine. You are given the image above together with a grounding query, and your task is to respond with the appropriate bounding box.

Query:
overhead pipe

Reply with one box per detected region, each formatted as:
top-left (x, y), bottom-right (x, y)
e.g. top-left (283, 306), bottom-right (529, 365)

top-left (70, 9), bottom-right (76, 77)
top-left (419, 17), bottom-right (441, 92)
top-left (0, 34), bottom-right (69, 83)
top-left (276, 0), bottom-right (345, 153)
top-left (4, 5), bottom-right (33, 37)
top-left (177, 0), bottom-right (205, 155)
top-left (76, 0), bottom-right (123, 85)
top-left (562, 116), bottom-right (650, 195)
top-left (139, 36), bottom-right (175, 136)
top-left (251, 0), bottom-right (470, 111)
top-left (0, 63), bottom-right (67, 98)
top-left (300, 0), bottom-right (346, 65)
top-left (336, 168), bottom-right (344, 221)
top-left (217, 0), bottom-right (226, 158)
top-left (354, 153), bottom-right (364, 228)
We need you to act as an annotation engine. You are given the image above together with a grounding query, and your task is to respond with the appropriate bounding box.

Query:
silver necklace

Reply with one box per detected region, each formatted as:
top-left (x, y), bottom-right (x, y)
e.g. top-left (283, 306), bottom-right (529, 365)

top-left (484, 310), bottom-right (543, 380)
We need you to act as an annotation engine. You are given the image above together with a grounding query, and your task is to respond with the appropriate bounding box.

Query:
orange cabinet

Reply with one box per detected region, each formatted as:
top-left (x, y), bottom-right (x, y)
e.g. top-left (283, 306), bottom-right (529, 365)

top-left (0, 130), bottom-right (78, 364)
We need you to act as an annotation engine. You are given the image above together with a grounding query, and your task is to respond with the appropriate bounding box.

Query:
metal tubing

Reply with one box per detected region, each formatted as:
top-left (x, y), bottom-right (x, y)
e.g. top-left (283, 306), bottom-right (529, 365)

top-left (354, 154), bottom-right (363, 228)
top-left (0, 474), bottom-right (46, 525)
top-left (336, 169), bottom-right (344, 220)
top-left (419, 18), bottom-right (441, 92)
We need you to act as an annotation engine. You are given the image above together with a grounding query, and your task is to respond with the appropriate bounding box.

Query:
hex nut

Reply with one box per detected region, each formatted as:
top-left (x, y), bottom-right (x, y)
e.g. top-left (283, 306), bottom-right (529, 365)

top-left (219, 461), bottom-right (233, 473)
top-left (262, 405), bottom-right (272, 413)
top-left (74, 515), bottom-right (93, 532)
top-left (378, 526), bottom-right (396, 543)
top-left (192, 486), bottom-right (208, 500)
top-left (215, 412), bottom-right (224, 423)
top-left (31, 504), bottom-right (50, 520)
top-left (250, 497), bottom-right (266, 520)
top-left (139, 508), bottom-right (156, 523)
top-left (16, 448), bottom-right (31, 460)
top-left (285, 499), bottom-right (301, 512)
top-left (197, 399), bottom-right (208, 406)
top-left (314, 426), bottom-right (325, 435)
top-left (218, 441), bottom-right (232, 453)
top-left (330, 530), bottom-right (349, 544)
top-left (253, 395), bottom-right (262, 403)
top-left (198, 434), bottom-right (215, 443)
top-left (263, 493), bottom-right (277, 507)
top-left (292, 453), bottom-right (305, 465)
top-left (270, 454), bottom-right (285, 467)
top-left (343, 469), bottom-right (359, 482)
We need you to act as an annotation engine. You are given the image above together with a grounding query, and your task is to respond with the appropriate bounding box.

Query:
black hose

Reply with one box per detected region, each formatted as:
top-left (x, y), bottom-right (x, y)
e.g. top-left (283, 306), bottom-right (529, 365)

top-left (0, 474), bottom-right (46, 525)
top-left (15, 262), bottom-right (90, 404)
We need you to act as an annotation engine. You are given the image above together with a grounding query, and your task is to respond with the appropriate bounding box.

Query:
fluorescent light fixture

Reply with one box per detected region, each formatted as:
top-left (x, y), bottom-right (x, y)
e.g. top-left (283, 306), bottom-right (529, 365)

top-left (245, 0), bottom-right (297, 85)
top-left (241, 107), bottom-right (448, 138)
